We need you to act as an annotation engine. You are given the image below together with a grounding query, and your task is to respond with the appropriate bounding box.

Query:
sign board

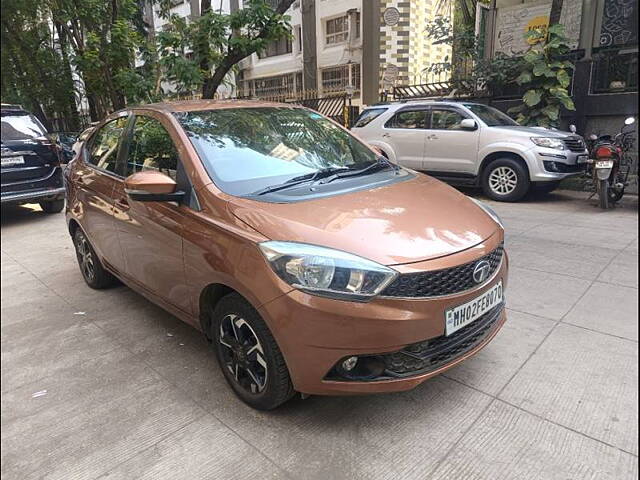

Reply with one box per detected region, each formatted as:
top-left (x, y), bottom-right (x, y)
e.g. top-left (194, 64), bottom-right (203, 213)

top-left (493, 0), bottom-right (582, 56)
top-left (382, 64), bottom-right (399, 87)
top-left (383, 7), bottom-right (400, 26)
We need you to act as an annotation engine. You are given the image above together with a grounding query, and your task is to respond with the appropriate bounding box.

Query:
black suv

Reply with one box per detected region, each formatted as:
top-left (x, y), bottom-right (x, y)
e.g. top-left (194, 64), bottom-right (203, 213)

top-left (1, 104), bottom-right (65, 213)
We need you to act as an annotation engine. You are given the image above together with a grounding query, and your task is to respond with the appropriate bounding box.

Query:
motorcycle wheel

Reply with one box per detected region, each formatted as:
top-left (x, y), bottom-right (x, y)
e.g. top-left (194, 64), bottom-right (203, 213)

top-left (598, 179), bottom-right (610, 209)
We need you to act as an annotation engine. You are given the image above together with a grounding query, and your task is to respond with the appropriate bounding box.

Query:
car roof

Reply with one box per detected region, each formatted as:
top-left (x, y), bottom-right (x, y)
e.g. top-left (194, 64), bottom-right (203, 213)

top-left (367, 100), bottom-right (481, 110)
top-left (132, 99), bottom-right (302, 114)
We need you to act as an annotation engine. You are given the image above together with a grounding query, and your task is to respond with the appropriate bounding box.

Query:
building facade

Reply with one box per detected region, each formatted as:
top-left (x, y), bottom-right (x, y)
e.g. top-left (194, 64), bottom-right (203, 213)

top-left (236, 0), bottom-right (452, 105)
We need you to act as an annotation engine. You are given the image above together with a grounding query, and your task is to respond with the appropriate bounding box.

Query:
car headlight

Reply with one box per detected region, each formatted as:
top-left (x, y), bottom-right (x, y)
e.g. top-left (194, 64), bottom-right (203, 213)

top-left (469, 197), bottom-right (505, 230)
top-left (259, 241), bottom-right (398, 302)
top-left (530, 137), bottom-right (565, 150)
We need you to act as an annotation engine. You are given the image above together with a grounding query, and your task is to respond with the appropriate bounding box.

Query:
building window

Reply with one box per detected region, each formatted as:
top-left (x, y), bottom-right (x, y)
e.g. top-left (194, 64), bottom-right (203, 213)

top-left (258, 36), bottom-right (293, 58)
top-left (296, 25), bottom-right (302, 53)
top-left (325, 16), bottom-right (349, 45)
top-left (321, 63), bottom-right (361, 94)
top-left (240, 72), bottom-right (302, 98)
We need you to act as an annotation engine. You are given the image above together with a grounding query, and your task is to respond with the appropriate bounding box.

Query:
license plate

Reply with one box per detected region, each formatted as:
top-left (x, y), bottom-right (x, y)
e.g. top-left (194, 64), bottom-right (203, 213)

top-left (577, 155), bottom-right (588, 164)
top-left (595, 160), bottom-right (614, 168)
top-left (445, 281), bottom-right (503, 336)
top-left (1, 156), bottom-right (24, 166)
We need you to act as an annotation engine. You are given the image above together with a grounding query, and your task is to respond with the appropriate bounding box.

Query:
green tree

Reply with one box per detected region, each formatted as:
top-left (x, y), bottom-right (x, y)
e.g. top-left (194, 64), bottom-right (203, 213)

top-left (49, 0), bottom-right (158, 119)
top-left (1, 0), bottom-right (80, 130)
top-left (508, 24), bottom-right (575, 128)
top-left (157, 0), bottom-right (296, 99)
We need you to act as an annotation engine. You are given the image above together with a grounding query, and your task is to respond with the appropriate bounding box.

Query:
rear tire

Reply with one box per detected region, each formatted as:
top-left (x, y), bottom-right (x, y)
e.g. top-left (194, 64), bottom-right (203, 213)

top-left (40, 199), bottom-right (64, 214)
top-left (598, 179), bottom-right (610, 209)
top-left (481, 158), bottom-right (530, 202)
top-left (210, 293), bottom-right (295, 410)
top-left (73, 228), bottom-right (118, 289)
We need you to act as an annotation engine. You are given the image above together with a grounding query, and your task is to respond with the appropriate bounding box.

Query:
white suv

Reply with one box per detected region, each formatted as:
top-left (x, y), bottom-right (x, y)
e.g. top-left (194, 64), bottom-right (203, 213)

top-left (351, 100), bottom-right (588, 201)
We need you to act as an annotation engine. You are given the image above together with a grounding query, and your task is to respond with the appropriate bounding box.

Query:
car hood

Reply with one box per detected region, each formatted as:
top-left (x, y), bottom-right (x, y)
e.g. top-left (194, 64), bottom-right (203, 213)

top-left (227, 175), bottom-right (499, 266)
top-left (491, 126), bottom-right (575, 138)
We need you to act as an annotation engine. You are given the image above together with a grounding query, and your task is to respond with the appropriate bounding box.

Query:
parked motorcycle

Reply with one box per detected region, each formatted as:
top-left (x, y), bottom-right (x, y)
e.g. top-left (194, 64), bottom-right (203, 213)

top-left (582, 117), bottom-right (636, 209)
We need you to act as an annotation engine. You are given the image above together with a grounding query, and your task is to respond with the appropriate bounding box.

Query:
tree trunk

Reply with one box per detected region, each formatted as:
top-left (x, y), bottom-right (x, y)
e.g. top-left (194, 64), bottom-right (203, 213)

top-left (549, 0), bottom-right (563, 26)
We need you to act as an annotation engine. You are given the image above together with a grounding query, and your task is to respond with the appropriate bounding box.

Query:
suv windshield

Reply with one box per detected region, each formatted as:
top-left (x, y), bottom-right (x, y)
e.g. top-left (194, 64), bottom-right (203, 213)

top-left (463, 104), bottom-right (518, 127)
top-left (177, 107), bottom-right (380, 196)
top-left (1, 113), bottom-right (47, 141)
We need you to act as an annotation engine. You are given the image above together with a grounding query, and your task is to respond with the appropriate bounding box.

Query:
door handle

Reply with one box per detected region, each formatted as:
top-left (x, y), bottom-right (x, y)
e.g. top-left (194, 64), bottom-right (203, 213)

top-left (427, 134), bottom-right (439, 140)
top-left (381, 133), bottom-right (391, 138)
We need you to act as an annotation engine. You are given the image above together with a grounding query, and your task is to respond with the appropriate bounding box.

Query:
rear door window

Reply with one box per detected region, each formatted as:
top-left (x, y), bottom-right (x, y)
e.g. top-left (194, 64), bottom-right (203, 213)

top-left (1, 114), bottom-right (47, 141)
top-left (385, 110), bottom-right (428, 129)
top-left (87, 117), bottom-right (128, 174)
top-left (353, 108), bottom-right (388, 128)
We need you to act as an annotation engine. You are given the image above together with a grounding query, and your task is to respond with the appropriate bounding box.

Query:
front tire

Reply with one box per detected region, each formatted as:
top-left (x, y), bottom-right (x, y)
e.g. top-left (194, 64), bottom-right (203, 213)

top-left (40, 199), bottom-right (65, 214)
top-left (210, 293), bottom-right (295, 410)
top-left (73, 228), bottom-right (118, 289)
top-left (481, 158), bottom-right (530, 202)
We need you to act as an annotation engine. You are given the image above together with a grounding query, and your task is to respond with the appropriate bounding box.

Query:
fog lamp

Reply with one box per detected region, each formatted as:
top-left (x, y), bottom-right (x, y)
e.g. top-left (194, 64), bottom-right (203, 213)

top-left (342, 356), bottom-right (358, 371)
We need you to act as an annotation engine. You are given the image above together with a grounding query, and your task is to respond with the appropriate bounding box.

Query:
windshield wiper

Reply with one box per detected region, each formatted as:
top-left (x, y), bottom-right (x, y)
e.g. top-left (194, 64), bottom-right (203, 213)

top-left (249, 167), bottom-right (350, 196)
top-left (315, 157), bottom-right (399, 185)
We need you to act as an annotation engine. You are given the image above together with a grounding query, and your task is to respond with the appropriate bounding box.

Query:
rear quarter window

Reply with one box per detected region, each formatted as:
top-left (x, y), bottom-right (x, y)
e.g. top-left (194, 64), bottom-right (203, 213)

top-left (1, 113), bottom-right (46, 141)
top-left (353, 108), bottom-right (388, 128)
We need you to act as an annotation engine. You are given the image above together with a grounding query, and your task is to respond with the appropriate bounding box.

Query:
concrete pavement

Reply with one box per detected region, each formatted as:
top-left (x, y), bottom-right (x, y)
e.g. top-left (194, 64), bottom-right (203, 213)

top-left (1, 190), bottom-right (638, 480)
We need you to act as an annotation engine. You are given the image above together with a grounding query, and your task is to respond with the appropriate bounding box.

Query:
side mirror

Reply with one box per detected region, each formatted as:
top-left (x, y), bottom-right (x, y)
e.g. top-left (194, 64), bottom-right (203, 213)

top-left (625, 117), bottom-right (636, 125)
top-left (124, 171), bottom-right (184, 203)
top-left (569, 124), bottom-right (577, 133)
top-left (460, 119), bottom-right (478, 130)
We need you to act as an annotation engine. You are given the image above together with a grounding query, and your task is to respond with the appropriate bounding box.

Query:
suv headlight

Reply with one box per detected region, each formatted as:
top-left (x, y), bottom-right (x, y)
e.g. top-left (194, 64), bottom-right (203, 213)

top-left (259, 241), bottom-right (397, 302)
top-left (531, 137), bottom-right (565, 150)
top-left (469, 197), bottom-right (505, 230)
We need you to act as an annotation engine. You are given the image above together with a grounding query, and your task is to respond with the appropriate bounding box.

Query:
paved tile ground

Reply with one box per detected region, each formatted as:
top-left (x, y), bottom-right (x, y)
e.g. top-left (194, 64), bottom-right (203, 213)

top-left (1, 190), bottom-right (638, 480)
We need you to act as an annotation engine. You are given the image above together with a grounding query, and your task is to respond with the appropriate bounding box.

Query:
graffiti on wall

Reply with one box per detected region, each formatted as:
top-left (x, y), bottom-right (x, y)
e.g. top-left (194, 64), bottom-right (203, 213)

top-left (599, 0), bottom-right (638, 47)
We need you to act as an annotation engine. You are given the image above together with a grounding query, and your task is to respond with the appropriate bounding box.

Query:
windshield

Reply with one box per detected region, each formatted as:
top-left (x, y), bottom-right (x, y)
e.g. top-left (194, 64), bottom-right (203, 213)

top-left (463, 104), bottom-right (518, 127)
top-left (177, 107), bottom-right (379, 196)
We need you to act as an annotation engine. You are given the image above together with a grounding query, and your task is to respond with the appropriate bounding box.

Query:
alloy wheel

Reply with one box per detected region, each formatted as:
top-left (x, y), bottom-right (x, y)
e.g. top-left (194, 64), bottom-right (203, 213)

top-left (75, 234), bottom-right (96, 282)
top-left (219, 314), bottom-right (268, 394)
top-left (488, 166), bottom-right (518, 195)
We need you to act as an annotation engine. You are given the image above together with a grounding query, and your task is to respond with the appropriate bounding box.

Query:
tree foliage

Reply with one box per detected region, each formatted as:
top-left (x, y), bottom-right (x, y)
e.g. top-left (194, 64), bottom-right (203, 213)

top-left (157, 0), bottom-right (295, 99)
top-left (508, 24), bottom-right (575, 128)
top-left (424, 16), bottom-right (523, 96)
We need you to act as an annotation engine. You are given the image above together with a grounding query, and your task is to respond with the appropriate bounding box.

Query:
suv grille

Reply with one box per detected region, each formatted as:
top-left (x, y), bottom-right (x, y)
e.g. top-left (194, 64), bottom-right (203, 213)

top-left (563, 136), bottom-right (586, 152)
top-left (381, 243), bottom-right (504, 298)
top-left (381, 304), bottom-right (504, 377)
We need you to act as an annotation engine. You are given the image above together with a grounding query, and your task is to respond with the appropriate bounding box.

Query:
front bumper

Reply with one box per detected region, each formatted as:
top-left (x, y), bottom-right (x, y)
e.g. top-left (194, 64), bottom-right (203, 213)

top-left (258, 240), bottom-right (509, 396)
top-left (525, 147), bottom-right (588, 182)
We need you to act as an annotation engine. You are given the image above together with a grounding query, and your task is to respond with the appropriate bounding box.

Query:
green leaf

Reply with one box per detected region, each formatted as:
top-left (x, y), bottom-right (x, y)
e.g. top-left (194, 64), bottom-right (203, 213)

top-left (533, 63), bottom-right (552, 77)
top-left (557, 69), bottom-right (570, 87)
top-left (558, 95), bottom-right (575, 110)
top-left (524, 50), bottom-right (542, 64)
top-left (516, 71), bottom-right (532, 84)
top-left (548, 24), bottom-right (565, 36)
top-left (523, 89), bottom-right (542, 107)
top-left (541, 105), bottom-right (560, 121)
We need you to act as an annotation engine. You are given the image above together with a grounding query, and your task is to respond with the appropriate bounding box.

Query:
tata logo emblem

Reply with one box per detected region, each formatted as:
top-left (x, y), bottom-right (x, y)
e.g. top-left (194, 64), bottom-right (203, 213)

top-left (473, 260), bottom-right (491, 284)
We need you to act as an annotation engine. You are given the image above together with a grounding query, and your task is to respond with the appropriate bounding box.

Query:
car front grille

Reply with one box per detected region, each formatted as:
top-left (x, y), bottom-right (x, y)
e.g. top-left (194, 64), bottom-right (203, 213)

top-left (563, 136), bottom-right (586, 152)
top-left (381, 243), bottom-right (504, 298)
top-left (381, 304), bottom-right (504, 378)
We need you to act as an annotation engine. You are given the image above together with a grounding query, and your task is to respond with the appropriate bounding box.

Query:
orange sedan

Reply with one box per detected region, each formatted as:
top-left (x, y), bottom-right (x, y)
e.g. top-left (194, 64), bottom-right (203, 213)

top-left (65, 100), bottom-right (508, 409)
